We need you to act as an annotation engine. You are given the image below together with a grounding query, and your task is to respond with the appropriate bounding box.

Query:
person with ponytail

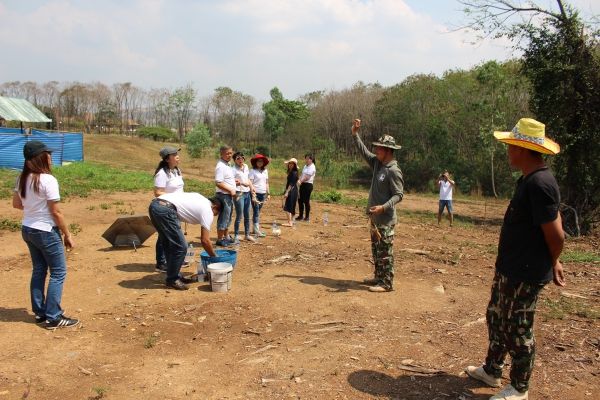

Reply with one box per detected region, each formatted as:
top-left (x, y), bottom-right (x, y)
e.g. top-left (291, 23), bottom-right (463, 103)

top-left (153, 147), bottom-right (184, 273)
top-left (12, 141), bottom-right (79, 329)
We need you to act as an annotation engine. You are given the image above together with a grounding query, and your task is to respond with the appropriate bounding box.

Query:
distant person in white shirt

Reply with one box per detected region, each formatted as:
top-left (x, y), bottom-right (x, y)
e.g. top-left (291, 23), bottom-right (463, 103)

top-left (437, 170), bottom-right (455, 227)
top-left (148, 192), bottom-right (221, 291)
top-left (214, 145), bottom-right (236, 247)
top-left (296, 154), bottom-right (316, 222)
top-left (232, 151), bottom-right (256, 243)
top-left (153, 146), bottom-right (184, 273)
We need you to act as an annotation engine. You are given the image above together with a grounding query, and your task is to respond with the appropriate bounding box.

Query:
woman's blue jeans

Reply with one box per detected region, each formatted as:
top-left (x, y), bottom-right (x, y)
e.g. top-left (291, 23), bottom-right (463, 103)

top-left (22, 226), bottom-right (67, 322)
top-left (252, 193), bottom-right (266, 225)
top-left (234, 191), bottom-right (251, 236)
top-left (149, 199), bottom-right (187, 283)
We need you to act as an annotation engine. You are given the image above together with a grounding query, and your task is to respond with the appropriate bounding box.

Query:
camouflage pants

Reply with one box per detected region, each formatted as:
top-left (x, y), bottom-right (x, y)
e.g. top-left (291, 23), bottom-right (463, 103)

top-left (370, 224), bottom-right (394, 290)
top-left (484, 272), bottom-right (546, 392)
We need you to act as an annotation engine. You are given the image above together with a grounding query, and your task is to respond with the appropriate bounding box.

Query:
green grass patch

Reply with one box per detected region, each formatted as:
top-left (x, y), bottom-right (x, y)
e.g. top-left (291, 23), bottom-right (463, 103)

top-left (313, 190), bottom-right (343, 203)
top-left (541, 297), bottom-right (600, 320)
top-left (561, 250), bottom-right (600, 263)
top-left (0, 169), bottom-right (18, 199)
top-left (0, 218), bottom-right (21, 232)
top-left (2, 162), bottom-right (216, 200)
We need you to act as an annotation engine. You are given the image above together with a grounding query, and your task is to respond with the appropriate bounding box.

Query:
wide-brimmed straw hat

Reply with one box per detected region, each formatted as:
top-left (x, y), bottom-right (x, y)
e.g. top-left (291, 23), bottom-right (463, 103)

top-left (250, 153), bottom-right (270, 168)
top-left (284, 157), bottom-right (298, 165)
top-left (493, 118), bottom-right (560, 155)
top-left (372, 135), bottom-right (402, 150)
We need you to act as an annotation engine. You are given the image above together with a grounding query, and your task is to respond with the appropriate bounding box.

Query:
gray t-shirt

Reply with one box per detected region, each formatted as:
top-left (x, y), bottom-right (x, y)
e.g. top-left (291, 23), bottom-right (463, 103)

top-left (354, 135), bottom-right (404, 226)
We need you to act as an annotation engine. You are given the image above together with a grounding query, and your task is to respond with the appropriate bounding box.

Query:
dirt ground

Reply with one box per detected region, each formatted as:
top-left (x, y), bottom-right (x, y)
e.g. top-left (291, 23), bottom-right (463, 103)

top-left (0, 192), bottom-right (598, 400)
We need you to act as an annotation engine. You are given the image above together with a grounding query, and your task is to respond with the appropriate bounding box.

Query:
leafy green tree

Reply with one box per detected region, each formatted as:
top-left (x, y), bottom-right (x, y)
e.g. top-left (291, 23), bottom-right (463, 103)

top-left (461, 0), bottom-right (600, 233)
top-left (169, 84), bottom-right (196, 142)
top-left (184, 123), bottom-right (211, 158)
top-left (262, 87), bottom-right (310, 156)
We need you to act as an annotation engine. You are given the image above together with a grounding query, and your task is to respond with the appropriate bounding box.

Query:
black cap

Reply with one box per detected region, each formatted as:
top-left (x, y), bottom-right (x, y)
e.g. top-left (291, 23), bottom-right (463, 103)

top-left (23, 141), bottom-right (52, 160)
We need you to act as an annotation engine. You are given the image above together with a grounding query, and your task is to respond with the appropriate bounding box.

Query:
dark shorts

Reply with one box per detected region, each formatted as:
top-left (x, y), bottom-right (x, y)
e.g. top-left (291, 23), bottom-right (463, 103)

top-left (439, 199), bottom-right (453, 213)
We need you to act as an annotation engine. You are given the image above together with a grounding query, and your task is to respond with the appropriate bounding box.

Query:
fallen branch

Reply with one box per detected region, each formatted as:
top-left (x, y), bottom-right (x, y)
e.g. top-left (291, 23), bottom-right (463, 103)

top-left (399, 248), bottom-right (431, 255)
top-left (397, 363), bottom-right (444, 375)
top-left (308, 320), bottom-right (346, 326)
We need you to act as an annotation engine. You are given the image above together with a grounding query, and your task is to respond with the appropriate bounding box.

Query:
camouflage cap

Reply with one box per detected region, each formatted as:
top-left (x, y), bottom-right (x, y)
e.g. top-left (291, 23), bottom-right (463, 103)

top-left (372, 135), bottom-right (402, 150)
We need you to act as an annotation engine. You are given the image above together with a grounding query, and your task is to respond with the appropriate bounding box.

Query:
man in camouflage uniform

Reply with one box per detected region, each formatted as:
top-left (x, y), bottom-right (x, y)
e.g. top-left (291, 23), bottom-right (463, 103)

top-left (466, 118), bottom-right (566, 400)
top-left (351, 119), bottom-right (404, 293)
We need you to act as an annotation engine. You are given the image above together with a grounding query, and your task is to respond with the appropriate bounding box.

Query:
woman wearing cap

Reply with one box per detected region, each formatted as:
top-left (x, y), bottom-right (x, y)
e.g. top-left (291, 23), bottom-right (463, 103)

top-left (153, 147), bottom-right (184, 272)
top-left (282, 158), bottom-right (299, 227)
top-left (232, 152), bottom-right (256, 243)
top-left (12, 141), bottom-right (79, 329)
top-left (249, 154), bottom-right (270, 237)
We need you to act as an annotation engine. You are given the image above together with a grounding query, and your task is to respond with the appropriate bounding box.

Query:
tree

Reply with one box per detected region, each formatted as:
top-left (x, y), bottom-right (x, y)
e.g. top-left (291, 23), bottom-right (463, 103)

top-left (461, 0), bottom-right (600, 233)
top-left (169, 84), bottom-right (196, 143)
top-left (262, 87), bottom-right (310, 156)
top-left (184, 123), bottom-right (212, 158)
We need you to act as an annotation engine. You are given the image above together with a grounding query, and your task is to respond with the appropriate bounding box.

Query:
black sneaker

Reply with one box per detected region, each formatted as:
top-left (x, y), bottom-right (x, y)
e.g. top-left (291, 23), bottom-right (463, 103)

top-left (179, 276), bottom-right (195, 284)
top-left (166, 279), bottom-right (189, 290)
top-left (35, 315), bottom-right (46, 324)
top-left (45, 316), bottom-right (80, 330)
top-left (295, 216), bottom-right (304, 221)
top-left (155, 264), bottom-right (167, 273)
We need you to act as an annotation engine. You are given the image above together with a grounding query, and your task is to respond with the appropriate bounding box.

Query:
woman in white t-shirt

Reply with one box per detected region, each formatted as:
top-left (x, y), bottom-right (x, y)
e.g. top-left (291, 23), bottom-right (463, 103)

top-left (249, 154), bottom-right (270, 237)
top-left (296, 154), bottom-right (316, 222)
top-left (12, 141), bottom-right (79, 329)
top-left (232, 152), bottom-right (256, 243)
top-left (153, 147), bottom-right (185, 272)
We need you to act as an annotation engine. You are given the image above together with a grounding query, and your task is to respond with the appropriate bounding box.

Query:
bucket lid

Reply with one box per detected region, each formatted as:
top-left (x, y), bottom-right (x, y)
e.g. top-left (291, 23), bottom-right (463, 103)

top-left (207, 262), bottom-right (233, 273)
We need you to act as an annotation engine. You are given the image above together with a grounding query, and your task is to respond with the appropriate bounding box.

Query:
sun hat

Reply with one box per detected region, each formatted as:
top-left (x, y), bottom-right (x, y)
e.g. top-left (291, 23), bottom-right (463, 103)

top-left (493, 118), bottom-right (560, 155)
top-left (23, 141), bottom-right (52, 160)
top-left (159, 146), bottom-right (180, 159)
top-left (372, 135), bottom-right (402, 150)
top-left (250, 153), bottom-right (270, 168)
top-left (284, 157), bottom-right (298, 165)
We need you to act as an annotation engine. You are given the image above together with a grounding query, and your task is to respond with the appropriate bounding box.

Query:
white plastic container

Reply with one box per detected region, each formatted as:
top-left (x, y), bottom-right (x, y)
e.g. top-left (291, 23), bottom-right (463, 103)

top-left (207, 262), bottom-right (233, 293)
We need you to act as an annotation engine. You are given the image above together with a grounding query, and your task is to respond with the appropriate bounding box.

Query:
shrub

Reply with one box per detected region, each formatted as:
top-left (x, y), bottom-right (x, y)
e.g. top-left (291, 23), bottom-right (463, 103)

top-left (314, 190), bottom-right (343, 203)
top-left (137, 126), bottom-right (176, 142)
top-left (185, 123), bottom-right (212, 158)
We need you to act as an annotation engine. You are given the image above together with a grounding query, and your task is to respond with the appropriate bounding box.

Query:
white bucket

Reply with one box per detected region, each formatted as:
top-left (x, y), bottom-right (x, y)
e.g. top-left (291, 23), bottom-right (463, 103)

top-left (207, 262), bottom-right (233, 293)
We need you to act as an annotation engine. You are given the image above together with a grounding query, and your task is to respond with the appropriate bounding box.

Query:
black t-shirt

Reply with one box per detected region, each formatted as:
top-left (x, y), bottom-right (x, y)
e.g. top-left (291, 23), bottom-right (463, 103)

top-left (496, 167), bottom-right (560, 283)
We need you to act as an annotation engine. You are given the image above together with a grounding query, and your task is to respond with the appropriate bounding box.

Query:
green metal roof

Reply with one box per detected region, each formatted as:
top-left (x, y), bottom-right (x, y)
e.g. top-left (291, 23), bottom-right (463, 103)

top-left (0, 96), bottom-right (52, 123)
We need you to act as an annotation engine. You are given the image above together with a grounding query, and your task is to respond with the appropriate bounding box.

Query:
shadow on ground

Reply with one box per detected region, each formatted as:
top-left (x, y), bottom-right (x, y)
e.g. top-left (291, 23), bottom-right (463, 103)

top-left (0, 307), bottom-right (33, 323)
top-left (348, 369), bottom-right (491, 399)
top-left (275, 274), bottom-right (370, 292)
top-left (115, 263), bottom-right (155, 273)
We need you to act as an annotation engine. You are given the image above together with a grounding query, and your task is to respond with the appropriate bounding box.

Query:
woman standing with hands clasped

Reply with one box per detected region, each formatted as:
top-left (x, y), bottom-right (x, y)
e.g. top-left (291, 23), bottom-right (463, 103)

top-left (282, 158), bottom-right (299, 227)
top-left (232, 152), bottom-right (256, 243)
top-left (12, 141), bottom-right (79, 329)
top-left (153, 147), bottom-right (184, 273)
top-left (249, 154), bottom-right (270, 237)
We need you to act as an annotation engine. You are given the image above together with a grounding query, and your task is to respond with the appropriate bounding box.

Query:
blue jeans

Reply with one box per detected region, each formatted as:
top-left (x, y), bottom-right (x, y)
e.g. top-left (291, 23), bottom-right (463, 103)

top-left (22, 226), bottom-right (67, 322)
top-left (155, 239), bottom-right (166, 266)
top-left (439, 199), bottom-right (453, 213)
top-left (216, 192), bottom-right (233, 231)
top-left (234, 191), bottom-right (251, 236)
top-left (252, 193), bottom-right (266, 224)
top-left (149, 199), bottom-right (187, 283)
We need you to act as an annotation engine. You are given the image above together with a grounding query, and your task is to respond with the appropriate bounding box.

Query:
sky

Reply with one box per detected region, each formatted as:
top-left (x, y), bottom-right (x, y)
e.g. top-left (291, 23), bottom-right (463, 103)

top-left (0, 0), bottom-right (597, 100)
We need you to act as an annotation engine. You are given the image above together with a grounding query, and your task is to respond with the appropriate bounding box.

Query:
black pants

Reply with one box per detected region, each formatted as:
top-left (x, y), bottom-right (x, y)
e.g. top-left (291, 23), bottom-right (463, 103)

top-left (298, 183), bottom-right (314, 219)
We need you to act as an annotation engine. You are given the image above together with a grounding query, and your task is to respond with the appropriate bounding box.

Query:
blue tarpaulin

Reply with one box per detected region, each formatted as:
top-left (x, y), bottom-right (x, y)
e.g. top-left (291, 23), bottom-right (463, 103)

top-left (0, 128), bottom-right (83, 169)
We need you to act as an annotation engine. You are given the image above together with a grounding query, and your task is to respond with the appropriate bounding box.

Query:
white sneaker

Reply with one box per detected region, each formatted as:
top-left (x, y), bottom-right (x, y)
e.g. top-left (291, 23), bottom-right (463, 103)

top-left (465, 365), bottom-right (502, 388)
top-left (490, 384), bottom-right (528, 400)
top-left (245, 235), bottom-right (256, 243)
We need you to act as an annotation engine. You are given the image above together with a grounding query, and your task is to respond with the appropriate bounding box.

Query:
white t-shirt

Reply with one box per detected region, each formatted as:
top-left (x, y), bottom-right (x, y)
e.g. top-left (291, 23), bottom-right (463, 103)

top-left (234, 164), bottom-right (251, 193)
top-left (16, 173), bottom-right (60, 232)
top-left (215, 159), bottom-right (236, 194)
top-left (300, 163), bottom-right (316, 184)
top-left (159, 192), bottom-right (214, 230)
top-left (249, 168), bottom-right (269, 194)
top-left (154, 168), bottom-right (184, 193)
top-left (439, 180), bottom-right (453, 201)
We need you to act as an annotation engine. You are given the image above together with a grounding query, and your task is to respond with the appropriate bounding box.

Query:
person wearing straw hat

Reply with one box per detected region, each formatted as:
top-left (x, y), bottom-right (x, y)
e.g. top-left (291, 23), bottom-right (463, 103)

top-left (351, 119), bottom-right (404, 293)
top-left (466, 118), bottom-right (565, 400)
top-left (282, 157), bottom-right (299, 227)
